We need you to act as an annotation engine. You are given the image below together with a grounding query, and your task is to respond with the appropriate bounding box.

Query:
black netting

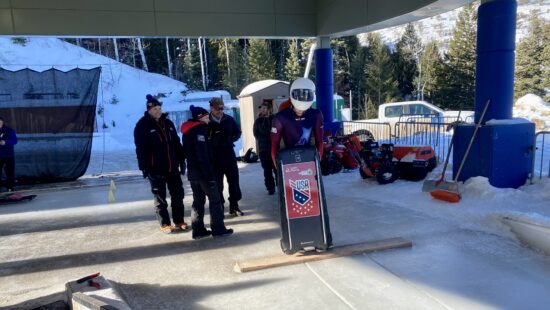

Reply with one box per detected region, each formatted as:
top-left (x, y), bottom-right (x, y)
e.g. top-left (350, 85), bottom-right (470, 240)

top-left (0, 67), bottom-right (100, 183)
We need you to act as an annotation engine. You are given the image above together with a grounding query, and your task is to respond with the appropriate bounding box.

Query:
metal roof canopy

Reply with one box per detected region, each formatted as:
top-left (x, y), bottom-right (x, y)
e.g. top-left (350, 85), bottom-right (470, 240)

top-left (0, 0), bottom-right (472, 38)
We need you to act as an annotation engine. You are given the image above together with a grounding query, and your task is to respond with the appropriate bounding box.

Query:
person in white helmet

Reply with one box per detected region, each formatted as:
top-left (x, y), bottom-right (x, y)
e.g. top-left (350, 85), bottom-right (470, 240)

top-left (270, 78), bottom-right (324, 164)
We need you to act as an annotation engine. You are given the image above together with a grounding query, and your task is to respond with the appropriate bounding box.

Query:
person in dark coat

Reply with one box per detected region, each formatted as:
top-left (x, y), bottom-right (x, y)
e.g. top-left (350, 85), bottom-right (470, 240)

top-left (134, 94), bottom-right (187, 234)
top-left (181, 105), bottom-right (233, 239)
top-left (208, 97), bottom-right (244, 216)
top-left (253, 100), bottom-right (276, 195)
top-left (0, 117), bottom-right (17, 192)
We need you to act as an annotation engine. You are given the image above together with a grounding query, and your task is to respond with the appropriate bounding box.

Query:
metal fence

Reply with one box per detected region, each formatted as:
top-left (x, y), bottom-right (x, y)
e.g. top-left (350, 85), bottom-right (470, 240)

top-left (342, 120), bottom-right (456, 164)
top-left (342, 121), bottom-right (393, 143)
top-left (394, 121), bottom-right (455, 163)
top-left (530, 131), bottom-right (550, 183)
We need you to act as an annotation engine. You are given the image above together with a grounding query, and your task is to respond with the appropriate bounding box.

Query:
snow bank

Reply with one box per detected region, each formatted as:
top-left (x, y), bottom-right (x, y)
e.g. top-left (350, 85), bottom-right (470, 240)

top-left (514, 94), bottom-right (550, 130)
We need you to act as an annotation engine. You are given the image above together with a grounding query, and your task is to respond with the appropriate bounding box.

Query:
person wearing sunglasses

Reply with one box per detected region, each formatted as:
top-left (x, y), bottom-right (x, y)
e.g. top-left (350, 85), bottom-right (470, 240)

top-left (208, 97), bottom-right (244, 216)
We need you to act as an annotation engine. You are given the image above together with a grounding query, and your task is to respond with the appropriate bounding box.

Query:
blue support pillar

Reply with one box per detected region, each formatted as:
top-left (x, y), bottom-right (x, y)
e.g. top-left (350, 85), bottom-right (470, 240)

top-left (453, 0), bottom-right (535, 188)
top-left (475, 0), bottom-right (517, 122)
top-left (314, 40), bottom-right (340, 135)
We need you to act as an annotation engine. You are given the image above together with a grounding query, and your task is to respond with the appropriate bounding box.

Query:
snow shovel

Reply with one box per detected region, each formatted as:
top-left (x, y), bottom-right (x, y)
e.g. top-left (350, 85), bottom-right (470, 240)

top-left (430, 99), bottom-right (490, 203)
top-left (421, 107), bottom-right (464, 192)
top-left (421, 130), bottom-right (455, 192)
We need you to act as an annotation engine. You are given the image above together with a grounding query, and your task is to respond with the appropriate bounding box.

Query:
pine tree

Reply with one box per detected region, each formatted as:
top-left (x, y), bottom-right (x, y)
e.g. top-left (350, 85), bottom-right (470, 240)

top-left (515, 10), bottom-right (546, 100)
top-left (217, 39), bottom-right (247, 97)
top-left (247, 39), bottom-right (276, 82)
top-left (349, 44), bottom-right (369, 119)
top-left (284, 39), bottom-right (302, 81)
top-left (441, 3), bottom-right (477, 110)
top-left (394, 23), bottom-right (422, 100)
top-left (333, 37), bottom-right (359, 104)
top-left (270, 40), bottom-right (288, 80)
top-left (417, 41), bottom-right (445, 103)
top-left (365, 33), bottom-right (400, 116)
top-left (182, 39), bottom-right (203, 90)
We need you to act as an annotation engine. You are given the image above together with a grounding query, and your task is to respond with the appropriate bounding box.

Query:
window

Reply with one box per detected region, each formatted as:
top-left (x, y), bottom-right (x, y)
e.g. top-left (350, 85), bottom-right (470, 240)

top-left (385, 105), bottom-right (403, 117)
top-left (409, 104), bottom-right (435, 115)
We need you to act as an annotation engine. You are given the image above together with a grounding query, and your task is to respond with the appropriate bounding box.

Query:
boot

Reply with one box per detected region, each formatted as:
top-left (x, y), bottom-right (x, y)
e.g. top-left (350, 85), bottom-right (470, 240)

top-left (229, 203), bottom-right (244, 216)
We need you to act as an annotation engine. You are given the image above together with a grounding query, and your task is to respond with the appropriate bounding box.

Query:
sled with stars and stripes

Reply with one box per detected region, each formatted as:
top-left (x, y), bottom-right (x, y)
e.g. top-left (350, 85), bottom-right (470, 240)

top-left (276, 146), bottom-right (332, 254)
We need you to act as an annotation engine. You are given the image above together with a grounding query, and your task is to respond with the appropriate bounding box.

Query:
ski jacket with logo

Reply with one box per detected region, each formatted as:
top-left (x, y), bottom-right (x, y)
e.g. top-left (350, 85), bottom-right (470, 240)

top-left (0, 125), bottom-right (17, 158)
top-left (270, 107), bottom-right (324, 164)
top-left (181, 120), bottom-right (215, 182)
top-left (133, 112), bottom-right (184, 175)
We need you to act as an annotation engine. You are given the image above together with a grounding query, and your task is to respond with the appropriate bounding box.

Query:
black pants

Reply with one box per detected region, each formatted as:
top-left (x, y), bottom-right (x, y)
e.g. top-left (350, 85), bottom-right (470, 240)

top-left (189, 180), bottom-right (227, 234)
top-left (259, 151), bottom-right (276, 191)
top-left (214, 157), bottom-right (242, 206)
top-left (0, 157), bottom-right (15, 191)
top-left (148, 172), bottom-right (185, 226)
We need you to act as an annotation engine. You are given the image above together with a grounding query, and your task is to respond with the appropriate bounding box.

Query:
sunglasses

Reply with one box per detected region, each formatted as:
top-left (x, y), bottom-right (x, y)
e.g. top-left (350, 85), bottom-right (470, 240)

top-left (212, 106), bottom-right (224, 111)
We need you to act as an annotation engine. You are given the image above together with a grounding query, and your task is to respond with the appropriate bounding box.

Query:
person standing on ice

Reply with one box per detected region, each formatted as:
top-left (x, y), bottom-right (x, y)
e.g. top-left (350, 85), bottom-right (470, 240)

top-left (207, 97), bottom-right (244, 217)
top-left (0, 117), bottom-right (17, 192)
top-left (181, 105), bottom-right (233, 239)
top-left (253, 100), bottom-right (276, 195)
top-left (133, 94), bottom-right (188, 234)
top-left (271, 77), bottom-right (332, 249)
top-left (270, 78), bottom-right (324, 164)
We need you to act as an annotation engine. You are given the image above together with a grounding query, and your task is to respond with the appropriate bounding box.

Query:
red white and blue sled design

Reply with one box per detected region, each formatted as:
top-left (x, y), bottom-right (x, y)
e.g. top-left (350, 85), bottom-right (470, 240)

top-left (277, 146), bottom-right (332, 254)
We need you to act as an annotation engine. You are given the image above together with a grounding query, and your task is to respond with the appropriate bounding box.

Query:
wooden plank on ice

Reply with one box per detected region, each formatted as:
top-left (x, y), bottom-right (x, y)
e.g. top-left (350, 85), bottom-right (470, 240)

top-left (234, 237), bottom-right (412, 273)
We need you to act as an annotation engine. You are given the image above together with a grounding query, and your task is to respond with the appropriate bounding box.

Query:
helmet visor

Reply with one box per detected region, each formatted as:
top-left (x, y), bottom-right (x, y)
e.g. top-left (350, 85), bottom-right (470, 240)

top-left (291, 89), bottom-right (315, 102)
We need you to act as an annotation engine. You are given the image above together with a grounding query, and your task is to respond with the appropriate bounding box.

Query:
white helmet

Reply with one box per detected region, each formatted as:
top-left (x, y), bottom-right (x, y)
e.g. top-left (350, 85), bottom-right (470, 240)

top-left (290, 78), bottom-right (316, 111)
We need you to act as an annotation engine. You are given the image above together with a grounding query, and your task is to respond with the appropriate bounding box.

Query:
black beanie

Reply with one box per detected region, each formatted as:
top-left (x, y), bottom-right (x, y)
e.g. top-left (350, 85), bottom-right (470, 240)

top-left (146, 94), bottom-right (162, 110)
top-left (190, 105), bottom-right (209, 120)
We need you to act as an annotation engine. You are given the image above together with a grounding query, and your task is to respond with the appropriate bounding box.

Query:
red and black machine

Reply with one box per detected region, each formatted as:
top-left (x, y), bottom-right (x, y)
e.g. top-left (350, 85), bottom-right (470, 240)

top-left (276, 146), bottom-right (332, 254)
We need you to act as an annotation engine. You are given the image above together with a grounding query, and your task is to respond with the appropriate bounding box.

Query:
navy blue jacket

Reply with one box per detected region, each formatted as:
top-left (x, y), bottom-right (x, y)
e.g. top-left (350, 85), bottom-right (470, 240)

top-left (208, 113), bottom-right (241, 157)
top-left (0, 125), bottom-right (17, 158)
top-left (181, 120), bottom-right (215, 182)
top-left (133, 112), bottom-right (184, 175)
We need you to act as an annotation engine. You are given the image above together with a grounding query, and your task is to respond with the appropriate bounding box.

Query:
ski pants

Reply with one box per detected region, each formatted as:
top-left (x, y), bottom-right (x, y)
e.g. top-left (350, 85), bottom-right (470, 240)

top-left (148, 172), bottom-right (185, 226)
top-left (259, 150), bottom-right (276, 191)
top-left (213, 157), bottom-right (242, 206)
top-left (189, 180), bottom-right (227, 234)
top-left (0, 157), bottom-right (15, 191)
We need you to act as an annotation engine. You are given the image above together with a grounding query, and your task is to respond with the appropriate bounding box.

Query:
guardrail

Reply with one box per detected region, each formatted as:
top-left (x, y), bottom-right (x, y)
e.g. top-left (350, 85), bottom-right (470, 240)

top-left (530, 131), bottom-right (550, 183)
top-left (342, 121), bottom-right (393, 143)
top-left (394, 121), bottom-right (456, 163)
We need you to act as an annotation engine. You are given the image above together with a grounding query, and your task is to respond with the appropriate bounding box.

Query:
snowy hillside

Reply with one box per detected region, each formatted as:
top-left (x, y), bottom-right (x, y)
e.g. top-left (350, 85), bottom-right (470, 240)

top-left (0, 37), bottom-right (234, 154)
top-left (370, 1), bottom-right (550, 51)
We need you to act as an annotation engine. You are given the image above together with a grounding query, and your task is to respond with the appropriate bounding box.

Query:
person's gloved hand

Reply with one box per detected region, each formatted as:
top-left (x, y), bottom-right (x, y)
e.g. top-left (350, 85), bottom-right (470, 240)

top-left (141, 170), bottom-right (148, 179)
top-left (180, 163), bottom-right (186, 176)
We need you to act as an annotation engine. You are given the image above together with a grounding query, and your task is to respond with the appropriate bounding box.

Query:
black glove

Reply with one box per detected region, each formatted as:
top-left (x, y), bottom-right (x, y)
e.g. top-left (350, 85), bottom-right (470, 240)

top-left (180, 163), bottom-right (186, 176)
top-left (142, 170), bottom-right (148, 179)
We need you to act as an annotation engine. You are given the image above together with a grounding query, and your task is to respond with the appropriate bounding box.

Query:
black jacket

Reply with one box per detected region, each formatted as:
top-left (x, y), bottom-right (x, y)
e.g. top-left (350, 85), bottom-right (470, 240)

top-left (253, 114), bottom-right (274, 153)
top-left (0, 125), bottom-right (17, 158)
top-left (133, 112), bottom-right (184, 175)
top-left (208, 113), bottom-right (241, 157)
top-left (181, 120), bottom-right (215, 182)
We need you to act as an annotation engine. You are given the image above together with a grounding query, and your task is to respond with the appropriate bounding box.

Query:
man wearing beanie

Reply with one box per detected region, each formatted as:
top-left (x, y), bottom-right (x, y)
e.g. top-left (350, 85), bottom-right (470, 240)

top-left (180, 105), bottom-right (233, 239)
top-left (208, 97), bottom-right (244, 216)
top-left (134, 94), bottom-right (188, 234)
